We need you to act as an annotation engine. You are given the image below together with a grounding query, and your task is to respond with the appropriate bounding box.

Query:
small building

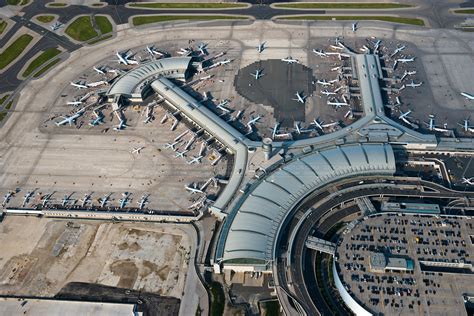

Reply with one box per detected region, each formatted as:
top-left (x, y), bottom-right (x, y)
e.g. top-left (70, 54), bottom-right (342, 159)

top-left (369, 252), bottom-right (414, 273)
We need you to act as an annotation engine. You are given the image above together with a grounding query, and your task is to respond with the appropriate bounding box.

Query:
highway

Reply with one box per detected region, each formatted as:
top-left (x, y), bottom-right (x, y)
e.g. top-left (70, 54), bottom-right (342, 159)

top-left (274, 176), bottom-right (474, 315)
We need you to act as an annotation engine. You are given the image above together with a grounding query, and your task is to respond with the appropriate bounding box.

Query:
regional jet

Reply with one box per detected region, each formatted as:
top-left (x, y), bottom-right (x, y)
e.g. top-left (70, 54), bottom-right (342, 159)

top-left (185, 183), bottom-right (204, 194)
top-left (246, 116), bottom-right (261, 133)
top-left (119, 192), bottom-right (130, 208)
top-left (70, 81), bottom-right (88, 89)
top-left (80, 193), bottom-right (92, 208)
top-left (390, 45), bottom-right (406, 58)
top-left (397, 57), bottom-right (415, 63)
top-left (22, 191), bottom-right (34, 207)
top-left (424, 115), bottom-right (449, 132)
top-left (113, 119), bottom-right (127, 131)
top-left (250, 69), bottom-right (264, 80)
top-left (175, 149), bottom-right (189, 159)
top-left (400, 70), bottom-right (417, 81)
top-left (41, 193), bottom-right (52, 208)
top-left (164, 140), bottom-right (180, 150)
top-left (197, 43), bottom-right (208, 56)
top-left (458, 119), bottom-right (474, 133)
top-left (89, 110), bottom-right (104, 126)
top-left (177, 47), bottom-right (193, 56)
top-left (327, 99), bottom-right (348, 108)
top-left (311, 118), bottom-right (338, 130)
top-left (188, 155), bottom-right (203, 165)
top-left (352, 22), bottom-right (358, 32)
top-left (321, 90), bottom-right (337, 96)
top-left (398, 110), bottom-right (412, 125)
top-left (93, 66), bottom-right (106, 75)
top-left (131, 146), bottom-right (145, 154)
top-left (257, 42), bottom-right (266, 53)
top-left (86, 80), bottom-right (108, 88)
top-left (137, 194), bottom-right (148, 210)
top-left (2, 191), bottom-right (13, 206)
top-left (61, 194), bottom-right (71, 207)
top-left (281, 57), bottom-right (299, 64)
top-left (317, 79), bottom-right (333, 86)
top-left (50, 22), bottom-right (62, 31)
top-left (292, 91), bottom-right (307, 104)
top-left (67, 101), bottom-right (82, 106)
top-left (462, 177), bottom-right (474, 185)
top-left (99, 193), bottom-right (111, 208)
top-left (55, 107), bottom-right (86, 126)
top-left (270, 122), bottom-right (280, 139)
top-left (406, 81), bottom-right (422, 88)
top-left (461, 92), bottom-right (474, 101)
top-left (312, 49), bottom-right (328, 57)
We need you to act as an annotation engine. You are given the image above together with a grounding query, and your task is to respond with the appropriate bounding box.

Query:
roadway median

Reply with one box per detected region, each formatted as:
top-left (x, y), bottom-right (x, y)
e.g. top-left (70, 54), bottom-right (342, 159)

top-left (272, 2), bottom-right (414, 10)
top-left (126, 2), bottom-right (250, 10)
top-left (131, 14), bottom-right (251, 27)
top-left (274, 15), bottom-right (425, 26)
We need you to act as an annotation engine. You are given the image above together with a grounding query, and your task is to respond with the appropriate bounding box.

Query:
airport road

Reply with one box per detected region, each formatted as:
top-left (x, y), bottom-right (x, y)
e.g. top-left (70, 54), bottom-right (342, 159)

top-left (278, 178), bottom-right (474, 316)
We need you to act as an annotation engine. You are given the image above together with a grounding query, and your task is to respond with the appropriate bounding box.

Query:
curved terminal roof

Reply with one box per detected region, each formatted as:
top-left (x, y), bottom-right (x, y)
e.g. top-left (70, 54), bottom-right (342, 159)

top-left (107, 57), bottom-right (192, 97)
top-left (151, 77), bottom-right (248, 211)
top-left (218, 143), bottom-right (396, 263)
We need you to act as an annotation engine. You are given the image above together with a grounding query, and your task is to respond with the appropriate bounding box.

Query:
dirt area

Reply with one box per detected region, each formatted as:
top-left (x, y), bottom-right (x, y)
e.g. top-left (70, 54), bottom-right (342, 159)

top-left (0, 216), bottom-right (191, 298)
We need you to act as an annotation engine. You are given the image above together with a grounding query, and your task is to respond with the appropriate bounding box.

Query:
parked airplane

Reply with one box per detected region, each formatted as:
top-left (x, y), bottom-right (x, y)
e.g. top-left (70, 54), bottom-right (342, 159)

top-left (113, 119), bottom-right (127, 131)
top-left (461, 92), bottom-right (474, 101)
top-left (22, 191), bottom-right (34, 207)
top-left (352, 22), bottom-right (358, 32)
top-left (292, 91), bottom-right (307, 104)
top-left (99, 193), bottom-right (111, 208)
top-left (397, 57), bottom-right (415, 63)
top-left (317, 79), bottom-right (333, 86)
top-left (250, 69), bottom-right (264, 80)
top-left (312, 49), bottom-right (328, 57)
top-left (93, 66), bottom-right (106, 75)
top-left (406, 80), bottom-right (422, 88)
top-left (246, 116), bottom-right (261, 133)
top-left (137, 194), bottom-right (148, 210)
top-left (400, 70), bottom-right (417, 81)
top-left (80, 193), bottom-right (92, 208)
top-left (188, 155), bottom-right (203, 165)
top-left (175, 149), bottom-right (189, 159)
top-left (119, 192), bottom-right (130, 208)
top-left (56, 107), bottom-right (86, 126)
top-left (86, 80), bottom-right (108, 88)
top-left (146, 45), bottom-right (165, 57)
top-left (197, 42), bottom-right (208, 56)
top-left (424, 115), bottom-right (449, 132)
top-left (462, 177), bottom-right (474, 185)
top-left (61, 194), bottom-right (70, 207)
top-left (131, 146), bottom-right (145, 154)
top-left (398, 110), bottom-right (413, 125)
top-left (311, 118), bottom-right (338, 130)
top-left (177, 47), bottom-right (192, 56)
top-left (164, 140), bottom-right (180, 150)
top-left (257, 42), bottom-right (266, 53)
top-left (281, 57), bottom-right (299, 64)
top-left (390, 45), bottom-right (406, 58)
top-left (89, 110), bottom-right (104, 126)
top-left (458, 119), bottom-right (474, 133)
top-left (50, 22), bottom-right (62, 31)
top-left (321, 90), bottom-right (336, 96)
top-left (2, 191), bottom-right (13, 206)
top-left (327, 99), bottom-right (348, 108)
top-left (116, 51), bottom-right (139, 65)
top-left (270, 122), bottom-right (280, 139)
top-left (41, 193), bottom-right (52, 208)
top-left (67, 101), bottom-right (82, 106)
top-left (70, 81), bottom-right (88, 89)
top-left (185, 183), bottom-right (204, 194)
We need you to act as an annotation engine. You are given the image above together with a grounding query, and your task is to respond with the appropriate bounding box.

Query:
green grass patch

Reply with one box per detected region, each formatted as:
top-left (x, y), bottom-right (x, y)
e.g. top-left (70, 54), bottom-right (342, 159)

top-left (454, 9), bottom-right (474, 14)
top-left (209, 282), bottom-right (225, 316)
top-left (88, 34), bottom-right (113, 44)
top-left (260, 300), bottom-right (280, 316)
top-left (33, 58), bottom-right (61, 78)
top-left (0, 20), bottom-right (7, 34)
top-left (0, 34), bottom-right (33, 70)
top-left (7, 0), bottom-right (29, 5)
top-left (4, 100), bottom-right (13, 110)
top-left (129, 2), bottom-right (247, 9)
top-left (280, 15), bottom-right (425, 26)
top-left (36, 15), bottom-right (55, 23)
top-left (65, 16), bottom-right (98, 41)
top-left (95, 16), bottom-right (113, 34)
top-left (0, 94), bottom-right (10, 105)
top-left (23, 47), bottom-right (61, 77)
top-left (92, 3), bottom-right (104, 6)
top-left (132, 15), bottom-right (248, 26)
top-left (0, 112), bottom-right (7, 122)
top-left (274, 2), bottom-right (412, 9)
top-left (48, 2), bottom-right (67, 7)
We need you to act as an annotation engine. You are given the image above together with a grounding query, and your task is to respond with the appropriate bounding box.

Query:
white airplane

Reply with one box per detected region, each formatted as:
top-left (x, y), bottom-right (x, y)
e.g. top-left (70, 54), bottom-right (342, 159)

top-left (406, 80), bottom-right (422, 88)
top-left (317, 79), bottom-right (332, 86)
top-left (22, 191), bottom-right (34, 207)
top-left (61, 194), bottom-right (70, 207)
top-left (327, 99), bottom-right (348, 108)
top-left (93, 66), bottom-right (106, 75)
top-left (257, 42), bottom-right (266, 53)
top-left (175, 149), bottom-right (189, 159)
top-left (424, 115), bottom-right (449, 132)
top-left (89, 111), bottom-right (104, 126)
top-left (461, 92), bottom-right (474, 101)
top-left (70, 81), bottom-right (88, 89)
top-left (137, 194), bottom-right (148, 210)
top-left (250, 69), bottom-right (264, 80)
top-left (270, 122), bottom-right (280, 139)
top-left (400, 70), bottom-right (417, 81)
top-left (187, 155), bottom-right (203, 165)
top-left (131, 146), bottom-right (145, 154)
top-left (246, 116), bottom-right (261, 133)
top-left (2, 191), bottom-right (13, 206)
top-left (281, 56), bottom-right (299, 64)
top-left (146, 45), bottom-right (165, 57)
top-left (164, 140), bottom-right (180, 150)
top-left (462, 177), bottom-right (474, 185)
top-left (41, 193), bottom-right (52, 208)
top-left (177, 47), bottom-right (192, 56)
top-left (116, 51), bottom-right (138, 65)
top-left (99, 193), bottom-right (111, 208)
top-left (292, 91), bottom-right (307, 103)
top-left (217, 103), bottom-right (231, 114)
top-left (311, 118), bottom-right (338, 130)
top-left (185, 183), bottom-right (204, 194)
top-left (113, 119), bottom-right (127, 131)
top-left (197, 42), bottom-right (208, 55)
top-left (67, 101), bottom-right (82, 106)
top-left (397, 57), bottom-right (415, 63)
top-left (80, 193), bottom-right (92, 208)
top-left (390, 45), bottom-right (406, 58)
top-left (398, 110), bottom-right (412, 120)
top-left (86, 80), bottom-right (108, 88)
top-left (219, 59), bottom-right (231, 66)
top-left (55, 107), bottom-right (86, 126)
top-left (458, 119), bottom-right (474, 133)
top-left (312, 49), bottom-right (328, 57)
top-left (50, 22), bottom-right (62, 31)
top-left (119, 192), bottom-right (130, 208)
top-left (321, 90), bottom-right (336, 96)
top-left (352, 22), bottom-right (358, 32)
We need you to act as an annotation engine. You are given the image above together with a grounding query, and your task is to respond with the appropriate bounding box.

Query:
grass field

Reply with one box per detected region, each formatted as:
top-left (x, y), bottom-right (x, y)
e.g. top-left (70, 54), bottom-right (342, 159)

top-left (274, 2), bottom-right (412, 9)
top-left (23, 47), bottom-right (61, 77)
top-left (95, 16), bottom-right (112, 34)
top-left (280, 15), bottom-right (425, 26)
top-left (0, 20), bottom-right (7, 34)
top-left (129, 2), bottom-right (247, 9)
top-left (0, 95), bottom-right (9, 106)
top-left (33, 58), bottom-right (61, 78)
top-left (88, 34), bottom-right (113, 45)
top-left (48, 2), bottom-right (67, 7)
top-left (454, 9), bottom-right (474, 14)
top-left (36, 15), bottom-right (55, 23)
top-left (0, 34), bottom-right (33, 70)
top-left (6, 0), bottom-right (29, 5)
top-left (65, 16), bottom-right (98, 41)
top-left (132, 15), bottom-right (248, 26)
